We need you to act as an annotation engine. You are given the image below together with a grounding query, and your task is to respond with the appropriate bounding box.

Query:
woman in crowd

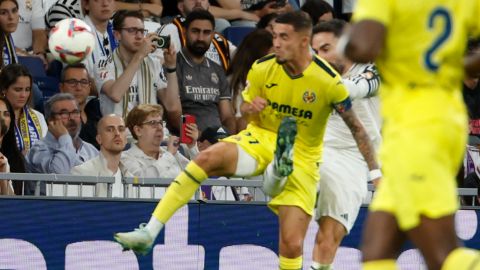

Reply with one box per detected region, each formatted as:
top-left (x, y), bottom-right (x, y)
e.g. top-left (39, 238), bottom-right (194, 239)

top-left (0, 97), bottom-right (24, 195)
top-left (226, 29), bottom-right (273, 132)
top-left (122, 104), bottom-right (199, 178)
top-left (0, 64), bottom-right (47, 155)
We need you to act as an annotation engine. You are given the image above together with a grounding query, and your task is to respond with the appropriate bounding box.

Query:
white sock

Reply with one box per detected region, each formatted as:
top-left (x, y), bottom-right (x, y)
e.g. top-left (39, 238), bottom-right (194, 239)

top-left (144, 215), bottom-right (164, 239)
top-left (262, 162), bottom-right (287, 197)
top-left (310, 261), bottom-right (332, 270)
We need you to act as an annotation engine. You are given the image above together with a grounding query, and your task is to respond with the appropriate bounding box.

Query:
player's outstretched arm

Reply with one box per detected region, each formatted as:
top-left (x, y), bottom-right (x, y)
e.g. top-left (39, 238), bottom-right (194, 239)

top-left (341, 20), bottom-right (386, 64)
top-left (338, 105), bottom-right (380, 172)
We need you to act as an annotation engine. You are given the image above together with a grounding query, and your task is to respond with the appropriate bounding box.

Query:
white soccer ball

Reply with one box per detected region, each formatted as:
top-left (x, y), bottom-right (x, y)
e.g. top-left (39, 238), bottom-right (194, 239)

top-left (48, 18), bottom-right (95, 64)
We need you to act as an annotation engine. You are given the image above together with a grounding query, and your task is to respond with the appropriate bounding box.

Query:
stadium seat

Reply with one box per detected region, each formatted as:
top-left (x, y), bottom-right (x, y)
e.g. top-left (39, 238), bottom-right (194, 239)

top-left (34, 76), bottom-right (60, 100)
top-left (223, 26), bottom-right (256, 46)
top-left (18, 56), bottom-right (46, 77)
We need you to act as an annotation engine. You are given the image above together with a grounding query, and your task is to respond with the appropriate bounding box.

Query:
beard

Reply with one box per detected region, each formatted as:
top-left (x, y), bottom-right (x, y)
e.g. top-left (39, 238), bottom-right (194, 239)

top-left (186, 40), bottom-right (210, 57)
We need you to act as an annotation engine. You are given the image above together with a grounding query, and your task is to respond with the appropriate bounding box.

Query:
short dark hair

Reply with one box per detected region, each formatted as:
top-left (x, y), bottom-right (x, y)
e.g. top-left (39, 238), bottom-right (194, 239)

top-left (184, 9), bottom-right (215, 30)
top-left (112, 10), bottom-right (144, 31)
top-left (61, 62), bottom-right (89, 82)
top-left (312, 19), bottom-right (346, 38)
top-left (300, 0), bottom-right (335, 24)
top-left (275, 11), bottom-right (312, 34)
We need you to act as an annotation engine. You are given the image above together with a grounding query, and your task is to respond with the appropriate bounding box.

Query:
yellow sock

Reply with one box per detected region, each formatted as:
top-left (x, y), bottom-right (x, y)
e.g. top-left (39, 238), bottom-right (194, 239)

top-left (442, 248), bottom-right (480, 270)
top-left (363, 259), bottom-right (396, 270)
top-left (152, 162), bottom-right (207, 223)
top-left (279, 255), bottom-right (302, 270)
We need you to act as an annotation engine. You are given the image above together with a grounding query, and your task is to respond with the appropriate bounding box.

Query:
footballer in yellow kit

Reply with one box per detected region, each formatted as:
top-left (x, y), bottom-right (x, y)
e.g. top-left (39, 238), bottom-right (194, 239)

top-left (223, 53), bottom-right (349, 216)
top-left (353, 0), bottom-right (476, 230)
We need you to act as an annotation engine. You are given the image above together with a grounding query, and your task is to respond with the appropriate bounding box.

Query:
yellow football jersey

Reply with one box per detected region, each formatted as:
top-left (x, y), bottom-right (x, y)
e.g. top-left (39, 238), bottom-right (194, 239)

top-left (242, 54), bottom-right (349, 164)
top-left (354, 0), bottom-right (480, 91)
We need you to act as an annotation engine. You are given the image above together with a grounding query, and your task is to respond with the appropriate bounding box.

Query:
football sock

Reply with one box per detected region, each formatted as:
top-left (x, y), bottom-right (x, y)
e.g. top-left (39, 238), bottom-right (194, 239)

top-left (441, 248), bottom-right (480, 270)
top-left (152, 162), bottom-right (207, 224)
top-left (310, 261), bottom-right (332, 270)
top-left (362, 259), bottom-right (396, 270)
top-left (279, 255), bottom-right (302, 270)
top-left (263, 163), bottom-right (287, 197)
top-left (144, 215), bottom-right (164, 239)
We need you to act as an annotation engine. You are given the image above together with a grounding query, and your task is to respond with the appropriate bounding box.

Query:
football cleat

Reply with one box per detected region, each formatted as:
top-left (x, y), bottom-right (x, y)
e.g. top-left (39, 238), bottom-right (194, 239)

top-left (274, 117), bottom-right (297, 177)
top-left (114, 223), bottom-right (154, 255)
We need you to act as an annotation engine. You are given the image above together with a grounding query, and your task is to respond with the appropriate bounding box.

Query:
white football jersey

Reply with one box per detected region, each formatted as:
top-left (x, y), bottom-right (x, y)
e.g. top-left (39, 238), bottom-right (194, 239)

top-left (323, 63), bottom-right (382, 150)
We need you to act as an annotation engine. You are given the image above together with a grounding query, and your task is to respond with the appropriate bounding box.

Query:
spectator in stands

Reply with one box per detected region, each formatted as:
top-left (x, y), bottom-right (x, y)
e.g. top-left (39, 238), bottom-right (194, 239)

top-left (12, 0), bottom-right (48, 65)
top-left (177, 10), bottom-right (235, 133)
top-left (0, 96), bottom-right (25, 194)
top-left (300, 0), bottom-right (335, 24)
top-left (0, 64), bottom-right (47, 155)
top-left (256, 12), bottom-right (278, 34)
top-left (95, 10), bottom-right (181, 131)
top-left (60, 63), bottom-right (101, 149)
top-left (0, 97), bottom-right (15, 195)
top-left (226, 29), bottom-right (272, 132)
top-left (71, 114), bottom-right (130, 197)
top-left (212, 0), bottom-right (294, 26)
top-left (122, 104), bottom-right (199, 178)
top-left (82, 0), bottom-right (117, 76)
top-left (44, 0), bottom-right (83, 29)
top-left (0, 0), bottom-right (44, 111)
top-left (462, 38), bottom-right (480, 205)
top-left (116, 0), bottom-right (163, 22)
top-left (163, 0), bottom-right (236, 71)
top-left (26, 93), bottom-right (98, 194)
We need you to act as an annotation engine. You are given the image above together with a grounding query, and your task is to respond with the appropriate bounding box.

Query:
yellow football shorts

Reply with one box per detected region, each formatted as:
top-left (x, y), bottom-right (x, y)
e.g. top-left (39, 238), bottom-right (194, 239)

top-left (222, 126), bottom-right (320, 216)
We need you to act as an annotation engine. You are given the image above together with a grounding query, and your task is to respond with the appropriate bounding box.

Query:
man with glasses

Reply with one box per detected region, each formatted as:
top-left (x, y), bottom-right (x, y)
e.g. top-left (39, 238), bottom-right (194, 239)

top-left (60, 63), bottom-right (102, 149)
top-left (96, 10), bottom-right (181, 132)
top-left (26, 93), bottom-right (98, 195)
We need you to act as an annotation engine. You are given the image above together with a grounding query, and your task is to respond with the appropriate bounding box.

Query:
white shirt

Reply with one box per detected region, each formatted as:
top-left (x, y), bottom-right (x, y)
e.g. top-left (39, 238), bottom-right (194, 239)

top-left (12, 0), bottom-right (46, 50)
top-left (71, 152), bottom-right (131, 198)
top-left (323, 63), bottom-right (382, 149)
top-left (82, 16), bottom-right (115, 77)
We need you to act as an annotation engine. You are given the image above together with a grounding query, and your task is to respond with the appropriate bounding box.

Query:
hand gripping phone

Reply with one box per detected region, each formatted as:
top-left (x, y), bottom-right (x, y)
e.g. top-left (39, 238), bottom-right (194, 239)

top-left (180, 114), bottom-right (196, 144)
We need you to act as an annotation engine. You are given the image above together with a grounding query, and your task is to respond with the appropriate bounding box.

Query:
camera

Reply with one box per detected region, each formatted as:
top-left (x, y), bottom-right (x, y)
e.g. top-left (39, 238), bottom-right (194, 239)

top-left (155, 35), bottom-right (171, 49)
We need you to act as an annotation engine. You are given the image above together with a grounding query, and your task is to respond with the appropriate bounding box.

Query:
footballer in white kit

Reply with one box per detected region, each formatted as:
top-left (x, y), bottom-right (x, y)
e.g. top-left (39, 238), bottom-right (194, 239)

top-left (316, 62), bottom-right (381, 232)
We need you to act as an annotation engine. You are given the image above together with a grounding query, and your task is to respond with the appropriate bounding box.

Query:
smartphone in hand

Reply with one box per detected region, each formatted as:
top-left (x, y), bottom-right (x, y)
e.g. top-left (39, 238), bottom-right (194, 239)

top-left (180, 114), bottom-right (196, 144)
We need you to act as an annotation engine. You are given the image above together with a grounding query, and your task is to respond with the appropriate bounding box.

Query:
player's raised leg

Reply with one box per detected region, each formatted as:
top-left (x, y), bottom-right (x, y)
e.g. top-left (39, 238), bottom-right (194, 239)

top-left (114, 141), bottom-right (239, 254)
top-left (263, 116), bottom-right (297, 197)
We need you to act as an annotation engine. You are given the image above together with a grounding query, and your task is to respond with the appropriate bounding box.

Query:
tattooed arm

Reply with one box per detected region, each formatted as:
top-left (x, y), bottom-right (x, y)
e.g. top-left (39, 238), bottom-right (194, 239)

top-left (336, 102), bottom-right (379, 171)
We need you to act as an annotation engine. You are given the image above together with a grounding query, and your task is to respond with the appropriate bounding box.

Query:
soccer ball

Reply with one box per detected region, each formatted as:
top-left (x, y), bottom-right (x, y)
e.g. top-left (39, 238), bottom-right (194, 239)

top-left (48, 18), bottom-right (95, 64)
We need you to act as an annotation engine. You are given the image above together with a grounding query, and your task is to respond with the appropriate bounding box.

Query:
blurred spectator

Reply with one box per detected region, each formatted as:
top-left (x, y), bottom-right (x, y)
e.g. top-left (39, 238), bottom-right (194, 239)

top-left (71, 114), bottom-right (130, 197)
top-left (95, 10), bottom-right (181, 131)
top-left (117, 0), bottom-right (163, 22)
top-left (0, 96), bottom-right (25, 194)
top-left (462, 38), bottom-right (480, 205)
top-left (0, 97), bottom-right (15, 195)
top-left (256, 12), bottom-right (278, 33)
top-left (82, 0), bottom-right (117, 76)
top-left (226, 29), bottom-right (272, 132)
top-left (197, 125), bottom-right (228, 151)
top-left (300, 0), bottom-right (335, 24)
top-left (44, 0), bottom-right (83, 29)
top-left (12, 0), bottom-right (48, 65)
top-left (0, 64), bottom-right (47, 155)
top-left (60, 63), bottom-right (102, 149)
top-left (323, 0), bottom-right (353, 21)
top-left (162, 0), bottom-right (236, 71)
top-left (122, 104), bottom-right (198, 178)
top-left (26, 93), bottom-right (98, 195)
top-left (212, 0), bottom-right (294, 24)
top-left (177, 10), bottom-right (235, 133)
